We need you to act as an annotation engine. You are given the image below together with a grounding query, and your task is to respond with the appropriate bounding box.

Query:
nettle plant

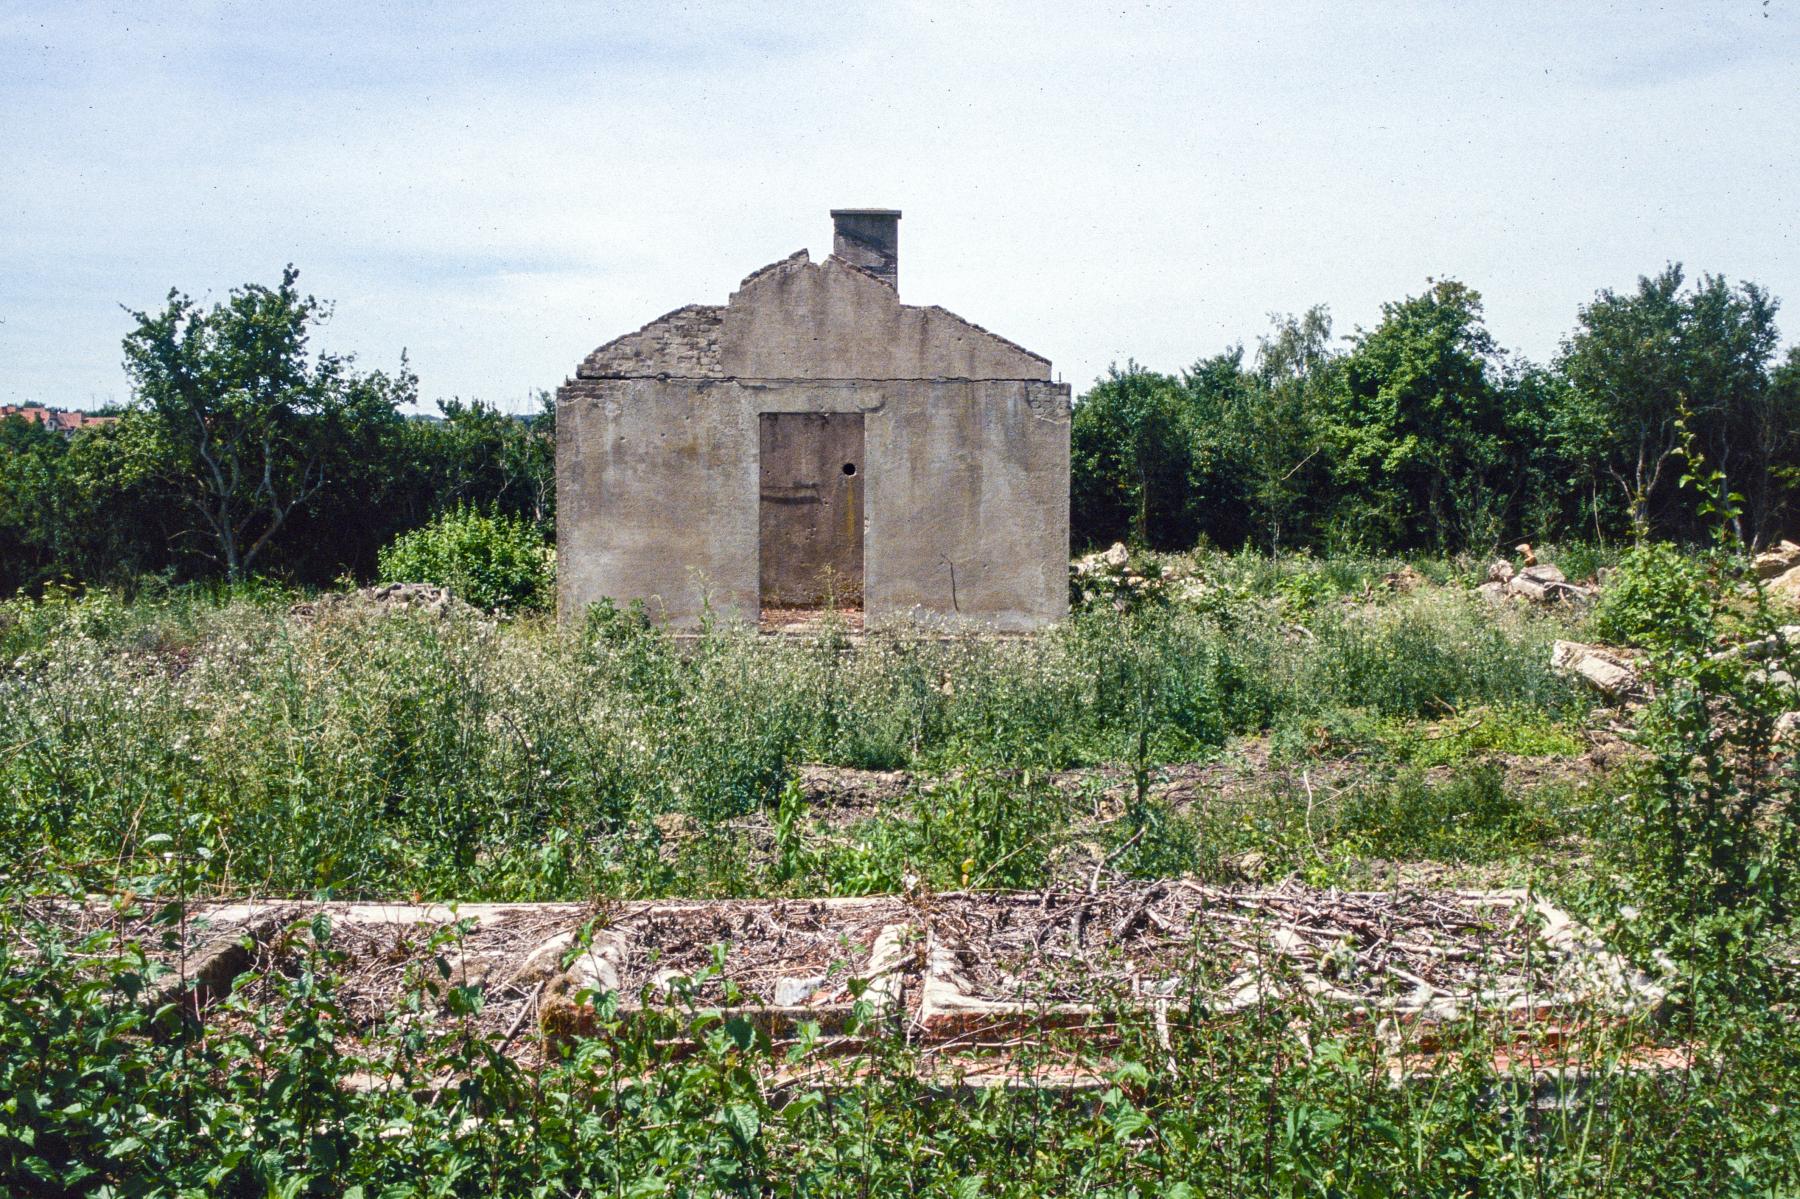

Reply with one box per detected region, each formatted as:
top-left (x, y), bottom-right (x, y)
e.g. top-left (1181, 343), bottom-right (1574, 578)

top-left (1590, 541), bottom-right (1715, 653)
top-left (1612, 415), bottom-right (1800, 989)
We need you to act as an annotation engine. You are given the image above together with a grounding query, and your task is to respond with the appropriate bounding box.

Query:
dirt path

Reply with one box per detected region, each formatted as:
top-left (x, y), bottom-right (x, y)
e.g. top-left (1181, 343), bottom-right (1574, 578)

top-left (796, 727), bottom-right (1637, 826)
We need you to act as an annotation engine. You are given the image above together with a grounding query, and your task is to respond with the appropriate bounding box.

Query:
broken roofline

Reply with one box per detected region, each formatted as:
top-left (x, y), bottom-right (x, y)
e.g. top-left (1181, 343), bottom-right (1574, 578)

top-left (572, 249), bottom-right (1051, 383)
top-left (734, 250), bottom-right (1051, 369)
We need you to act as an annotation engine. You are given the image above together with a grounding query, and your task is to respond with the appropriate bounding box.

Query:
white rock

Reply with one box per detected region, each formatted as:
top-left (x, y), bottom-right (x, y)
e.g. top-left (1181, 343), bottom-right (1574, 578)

top-left (1753, 540), bottom-right (1800, 580)
top-left (1766, 565), bottom-right (1800, 607)
top-left (1551, 640), bottom-right (1645, 700)
top-left (1505, 563), bottom-right (1568, 602)
top-left (772, 975), bottom-right (827, 1006)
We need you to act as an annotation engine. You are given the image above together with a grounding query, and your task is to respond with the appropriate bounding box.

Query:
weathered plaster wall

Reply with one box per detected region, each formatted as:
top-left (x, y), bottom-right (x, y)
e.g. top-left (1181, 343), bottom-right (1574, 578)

top-left (557, 377), bottom-right (1068, 629)
top-left (719, 255), bottom-right (1050, 382)
top-left (576, 254), bottom-right (1049, 384)
top-left (556, 247), bottom-right (1071, 630)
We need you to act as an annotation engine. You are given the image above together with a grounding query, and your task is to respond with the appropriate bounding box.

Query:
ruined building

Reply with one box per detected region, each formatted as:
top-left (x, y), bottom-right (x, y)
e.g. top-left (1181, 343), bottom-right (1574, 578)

top-left (555, 210), bottom-right (1071, 631)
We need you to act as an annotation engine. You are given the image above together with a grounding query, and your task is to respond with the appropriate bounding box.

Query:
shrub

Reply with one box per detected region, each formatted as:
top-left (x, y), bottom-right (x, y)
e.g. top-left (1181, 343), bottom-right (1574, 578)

top-left (377, 506), bottom-right (553, 613)
top-left (1612, 615), bottom-right (1800, 988)
top-left (1591, 541), bottom-right (1713, 651)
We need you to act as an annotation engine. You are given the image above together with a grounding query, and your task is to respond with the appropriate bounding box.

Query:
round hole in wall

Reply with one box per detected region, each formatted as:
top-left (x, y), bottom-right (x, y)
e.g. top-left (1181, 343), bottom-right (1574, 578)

top-left (842, 462), bottom-right (858, 476)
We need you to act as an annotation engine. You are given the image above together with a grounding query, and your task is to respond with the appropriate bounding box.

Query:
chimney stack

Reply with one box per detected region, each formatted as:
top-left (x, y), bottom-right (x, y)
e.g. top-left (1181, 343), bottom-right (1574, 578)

top-left (830, 209), bottom-right (900, 290)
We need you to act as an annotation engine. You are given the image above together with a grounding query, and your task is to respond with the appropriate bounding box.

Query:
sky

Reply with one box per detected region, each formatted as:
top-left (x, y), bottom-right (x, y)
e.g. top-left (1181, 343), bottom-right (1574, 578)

top-left (3, 0), bottom-right (1798, 412)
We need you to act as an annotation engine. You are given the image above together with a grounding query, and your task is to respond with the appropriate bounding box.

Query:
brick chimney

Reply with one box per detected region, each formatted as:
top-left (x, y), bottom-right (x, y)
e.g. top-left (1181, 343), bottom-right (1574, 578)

top-left (830, 208), bottom-right (900, 290)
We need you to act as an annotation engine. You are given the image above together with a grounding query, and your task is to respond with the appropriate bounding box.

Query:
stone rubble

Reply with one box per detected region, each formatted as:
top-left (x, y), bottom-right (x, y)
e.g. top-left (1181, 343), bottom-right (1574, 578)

top-left (1752, 539), bottom-right (1800, 580)
top-left (289, 582), bottom-right (465, 622)
top-left (1550, 640), bottom-right (1647, 702)
top-left (1765, 564), bottom-right (1800, 608)
top-left (1477, 556), bottom-right (1593, 605)
top-left (1070, 542), bottom-right (1184, 611)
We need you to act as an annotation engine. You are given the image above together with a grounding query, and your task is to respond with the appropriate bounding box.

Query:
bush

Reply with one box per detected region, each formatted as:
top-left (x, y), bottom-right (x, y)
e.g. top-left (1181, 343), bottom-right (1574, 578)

top-left (1611, 611), bottom-right (1800, 988)
top-left (1591, 541), bottom-right (1714, 651)
top-left (377, 506), bottom-right (553, 613)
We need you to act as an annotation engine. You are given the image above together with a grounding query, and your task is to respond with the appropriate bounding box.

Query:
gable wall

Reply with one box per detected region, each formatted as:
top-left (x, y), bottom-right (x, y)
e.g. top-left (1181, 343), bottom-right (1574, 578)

top-left (718, 256), bottom-right (1051, 381)
top-left (557, 376), bottom-right (1069, 629)
top-left (556, 252), bottom-right (1070, 630)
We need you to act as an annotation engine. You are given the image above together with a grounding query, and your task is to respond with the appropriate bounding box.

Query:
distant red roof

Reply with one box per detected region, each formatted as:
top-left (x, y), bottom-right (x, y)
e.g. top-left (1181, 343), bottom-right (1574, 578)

top-left (0, 405), bottom-right (117, 433)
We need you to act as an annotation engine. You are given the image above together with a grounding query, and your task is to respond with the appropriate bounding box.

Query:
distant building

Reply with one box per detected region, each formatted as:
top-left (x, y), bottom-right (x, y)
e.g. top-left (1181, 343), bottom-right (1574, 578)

top-left (0, 405), bottom-right (116, 435)
top-left (555, 209), bottom-right (1071, 631)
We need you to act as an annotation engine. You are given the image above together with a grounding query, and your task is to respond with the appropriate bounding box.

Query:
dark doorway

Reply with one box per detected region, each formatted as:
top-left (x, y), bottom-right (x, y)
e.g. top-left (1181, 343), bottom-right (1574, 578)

top-left (759, 412), bottom-right (865, 617)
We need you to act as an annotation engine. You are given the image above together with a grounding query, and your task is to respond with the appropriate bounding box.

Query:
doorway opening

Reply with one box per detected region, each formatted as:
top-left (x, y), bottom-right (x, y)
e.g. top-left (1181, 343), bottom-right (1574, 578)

top-left (759, 412), bottom-right (864, 630)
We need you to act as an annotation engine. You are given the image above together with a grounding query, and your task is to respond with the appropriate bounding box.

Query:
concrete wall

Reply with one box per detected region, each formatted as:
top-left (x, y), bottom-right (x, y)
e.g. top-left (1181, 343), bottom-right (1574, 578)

top-left (557, 247), bottom-right (1071, 630)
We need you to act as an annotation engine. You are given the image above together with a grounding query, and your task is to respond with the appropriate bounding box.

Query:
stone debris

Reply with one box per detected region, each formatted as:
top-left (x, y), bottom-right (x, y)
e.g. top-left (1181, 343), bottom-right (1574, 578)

top-left (1380, 565), bottom-right (1425, 593)
top-left (1070, 542), bottom-right (1184, 611)
top-left (1750, 667), bottom-right (1800, 697)
top-left (1766, 564), bottom-right (1800, 608)
top-left (1719, 624), bottom-right (1800, 661)
top-left (1478, 558), bottom-right (1593, 605)
top-left (33, 885), bottom-right (1665, 1073)
top-left (1707, 626), bottom-right (1800, 697)
top-left (1508, 563), bottom-right (1587, 603)
top-left (289, 582), bottom-right (465, 621)
top-left (1551, 640), bottom-right (1647, 701)
top-left (1753, 539), bottom-right (1800, 580)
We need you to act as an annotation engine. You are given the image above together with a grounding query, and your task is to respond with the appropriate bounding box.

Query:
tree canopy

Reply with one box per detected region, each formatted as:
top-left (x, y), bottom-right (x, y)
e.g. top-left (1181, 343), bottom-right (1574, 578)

top-left (4, 259), bottom-right (1799, 597)
top-left (1069, 267), bottom-right (1799, 555)
top-left (120, 267), bottom-right (416, 580)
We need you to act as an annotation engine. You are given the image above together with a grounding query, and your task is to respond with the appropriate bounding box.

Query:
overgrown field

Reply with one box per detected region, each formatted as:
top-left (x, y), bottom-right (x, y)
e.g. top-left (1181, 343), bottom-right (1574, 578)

top-left (5, 546), bottom-right (1800, 1196)
top-left (1, 552), bottom-right (1597, 902)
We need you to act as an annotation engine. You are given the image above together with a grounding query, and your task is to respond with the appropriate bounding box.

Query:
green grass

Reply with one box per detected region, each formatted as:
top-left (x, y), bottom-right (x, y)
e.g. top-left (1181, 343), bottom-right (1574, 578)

top-left (3, 863), bottom-right (1797, 1197)
top-left (0, 565), bottom-right (1591, 901)
top-left (3, 546), bottom-right (1799, 1196)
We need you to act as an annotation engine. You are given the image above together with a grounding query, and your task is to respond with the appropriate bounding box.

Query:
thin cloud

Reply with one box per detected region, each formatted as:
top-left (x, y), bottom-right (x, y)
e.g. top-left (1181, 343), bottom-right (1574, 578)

top-left (3, 0), bottom-right (1797, 410)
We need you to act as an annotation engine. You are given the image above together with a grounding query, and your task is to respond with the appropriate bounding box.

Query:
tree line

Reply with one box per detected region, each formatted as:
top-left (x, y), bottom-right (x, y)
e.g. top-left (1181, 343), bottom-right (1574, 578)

top-left (0, 268), bottom-right (554, 595)
top-left (4, 262), bottom-right (1798, 597)
top-left (1073, 267), bottom-right (1800, 555)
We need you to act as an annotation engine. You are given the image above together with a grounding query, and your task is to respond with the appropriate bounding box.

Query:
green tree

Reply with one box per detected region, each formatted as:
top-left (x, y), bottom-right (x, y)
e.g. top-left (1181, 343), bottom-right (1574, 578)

top-left (0, 415), bottom-right (67, 593)
top-left (1690, 283), bottom-right (1790, 546)
top-left (1070, 364), bottom-right (1195, 549)
top-left (1558, 264), bottom-right (1780, 542)
top-left (1326, 280), bottom-right (1504, 552)
top-left (1237, 308), bottom-right (1336, 553)
top-left (121, 266), bottom-right (415, 581)
top-left (1178, 347), bottom-right (1256, 550)
top-left (1485, 357), bottom-right (1590, 550)
top-left (51, 415), bottom-right (176, 586)
top-left (1761, 347), bottom-right (1800, 542)
top-left (405, 392), bottom-right (556, 530)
